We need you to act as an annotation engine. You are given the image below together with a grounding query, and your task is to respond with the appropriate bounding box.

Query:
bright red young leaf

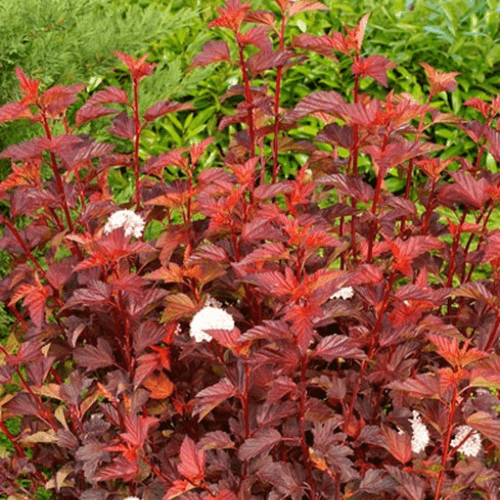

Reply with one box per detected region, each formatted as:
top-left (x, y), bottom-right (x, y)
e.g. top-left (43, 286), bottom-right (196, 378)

top-left (420, 62), bottom-right (460, 97)
top-left (0, 102), bottom-right (33, 124)
top-left (351, 55), bottom-right (397, 88)
top-left (464, 97), bottom-right (491, 119)
top-left (177, 435), bottom-right (206, 483)
top-left (289, 0), bottom-right (328, 16)
top-left (120, 414), bottom-right (158, 448)
top-left (15, 67), bottom-right (40, 105)
top-left (113, 51), bottom-right (157, 82)
top-left (209, 0), bottom-right (251, 31)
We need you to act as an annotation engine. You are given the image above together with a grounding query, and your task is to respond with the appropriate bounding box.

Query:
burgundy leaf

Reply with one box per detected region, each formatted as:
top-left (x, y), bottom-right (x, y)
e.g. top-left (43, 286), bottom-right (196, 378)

top-left (93, 455), bottom-right (138, 482)
top-left (75, 441), bottom-right (111, 480)
top-left (120, 414), bottom-right (158, 448)
top-left (74, 338), bottom-right (115, 372)
top-left (75, 105), bottom-right (118, 126)
top-left (189, 41), bottom-right (231, 71)
top-left (247, 49), bottom-right (295, 77)
top-left (144, 101), bottom-right (195, 122)
top-left (85, 86), bottom-right (129, 107)
top-left (316, 123), bottom-right (354, 149)
top-left (0, 102), bottom-right (32, 124)
top-left (108, 111), bottom-right (136, 139)
top-left (0, 137), bottom-right (50, 161)
top-left (238, 428), bottom-right (282, 460)
top-left (193, 378), bottom-right (237, 421)
top-left (285, 91), bottom-right (344, 122)
top-left (385, 466), bottom-right (425, 500)
top-left (314, 335), bottom-right (366, 362)
top-left (198, 431), bottom-right (235, 450)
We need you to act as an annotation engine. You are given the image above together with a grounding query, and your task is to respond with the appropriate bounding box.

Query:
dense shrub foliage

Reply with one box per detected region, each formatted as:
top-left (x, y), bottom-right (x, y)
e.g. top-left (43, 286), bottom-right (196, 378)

top-left (1, 1), bottom-right (500, 499)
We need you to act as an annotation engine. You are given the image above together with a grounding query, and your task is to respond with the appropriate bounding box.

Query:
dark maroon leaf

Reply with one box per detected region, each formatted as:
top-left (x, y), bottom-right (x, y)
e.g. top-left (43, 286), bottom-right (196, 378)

top-left (257, 461), bottom-right (304, 500)
top-left (198, 431), bottom-right (235, 450)
top-left (74, 338), bottom-right (115, 372)
top-left (467, 411), bottom-right (500, 447)
top-left (193, 378), bottom-right (237, 421)
top-left (285, 91), bottom-right (344, 122)
top-left (385, 466), bottom-right (425, 500)
top-left (75, 441), bottom-right (111, 480)
top-left (93, 455), bottom-right (138, 482)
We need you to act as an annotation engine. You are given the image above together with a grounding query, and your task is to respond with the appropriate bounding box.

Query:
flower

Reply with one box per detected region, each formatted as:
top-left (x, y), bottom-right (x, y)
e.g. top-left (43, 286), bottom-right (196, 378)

top-left (124, 497), bottom-right (141, 500)
top-left (189, 306), bottom-right (235, 343)
top-left (450, 425), bottom-right (482, 457)
top-left (103, 210), bottom-right (145, 238)
top-left (205, 294), bottom-right (222, 308)
top-left (330, 286), bottom-right (354, 300)
top-left (410, 410), bottom-right (430, 454)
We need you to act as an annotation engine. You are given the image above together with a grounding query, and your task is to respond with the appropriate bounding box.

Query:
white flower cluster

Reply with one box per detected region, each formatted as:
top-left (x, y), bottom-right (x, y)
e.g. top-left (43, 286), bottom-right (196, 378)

top-left (189, 306), bottom-right (235, 343)
top-left (410, 410), bottom-right (430, 454)
top-left (450, 425), bottom-right (482, 457)
top-left (124, 497), bottom-right (141, 500)
top-left (103, 210), bottom-right (145, 238)
top-left (205, 294), bottom-right (222, 308)
top-left (330, 286), bottom-right (354, 300)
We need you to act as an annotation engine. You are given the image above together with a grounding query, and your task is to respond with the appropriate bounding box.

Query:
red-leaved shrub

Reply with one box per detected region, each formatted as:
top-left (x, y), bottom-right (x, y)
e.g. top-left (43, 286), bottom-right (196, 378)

top-left (1, 1), bottom-right (500, 499)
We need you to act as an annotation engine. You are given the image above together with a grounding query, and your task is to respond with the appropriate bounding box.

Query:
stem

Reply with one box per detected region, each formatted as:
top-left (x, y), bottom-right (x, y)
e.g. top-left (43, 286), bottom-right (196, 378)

top-left (299, 354), bottom-right (316, 500)
top-left (366, 164), bottom-right (385, 263)
top-left (445, 210), bottom-right (467, 288)
top-left (133, 77), bottom-right (142, 210)
top-left (271, 14), bottom-right (286, 183)
top-left (237, 42), bottom-right (256, 156)
top-left (434, 387), bottom-right (459, 500)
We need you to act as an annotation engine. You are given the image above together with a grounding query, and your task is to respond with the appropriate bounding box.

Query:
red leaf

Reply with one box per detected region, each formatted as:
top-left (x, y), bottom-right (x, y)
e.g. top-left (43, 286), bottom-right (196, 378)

top-left (15, 67), bottom-right (40, 105)
top-left (438, 171), bottom-right (490, 209)
top-left (75, 105), bottom-right (118, 126)
top-left (193, 378), bottom-right (237, 421)
top-left (314, 335), bottom-right (365, 362)
top-left (289, 0), bottom-right (329, 16)
top-left (292, 33), bottom-right (342, 60)
top-left (144, 100), bottom-right (195, 122)
top-left (108, 111), bottom-right (136, 139)
top-left (143, 372), bottom-right (175, 399)
top-left (238, 25), bottom-right (273, 52)
top-left (464, 97), bottom-right (491, 119)
top-left (285, 91), bottom-right (344, 122)
top-left (198, 431), bottom-right (235, 450)
top-left (178, 436), bottom-right (206, 483)
top-left (120, 414), bottom-right (158, 448)
top-left (387, 374), bottom-right (440, 399)
top-left (316, 123), bottom-right (353, 149)
top-left (74, 338), bottom-right (115, 372)
top-left (247, 49), bottom-right (295, 77)
top-left (0, 102), bottom-right (32, 124)
top-left (243, 9), bottom-right (275, 27)
top-left (238, 428), bottom-right (282, 460)
top-left (0, 137), bottom-right (50, 161)
top-left (484, 127), bottom-right (500, 162)
top-left (24, 286), bottom-right (50, 327)
top-left (351, 55), bottom-right (397, 88)
top-left (209, 0), bottom-right (251, 31)
top-left (190, 137), bottom-right (215, 166)
top-left (93, 455), bottom-right (138, 482)
top-left (86, 86), bottom-right (129, 106)
top-left (114, 51), bottom-right (157, 82)
top-left (385, 466), bottom-right (425, 500)
top-left (383, 427), bottom-right (412, 464)
top-left (421, 62), bottom-right (460, 96)
top-left (163, 480), bottom-right (195, 500)
top-left (189, 41), bottom-right (231, 71)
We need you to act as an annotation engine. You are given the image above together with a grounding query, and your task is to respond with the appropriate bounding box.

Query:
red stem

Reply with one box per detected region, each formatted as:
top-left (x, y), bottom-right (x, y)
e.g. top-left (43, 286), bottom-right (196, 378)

top-left (237, 41), bottom-right (256, 156)
top-left (133, 77), bottom-right (142, 210)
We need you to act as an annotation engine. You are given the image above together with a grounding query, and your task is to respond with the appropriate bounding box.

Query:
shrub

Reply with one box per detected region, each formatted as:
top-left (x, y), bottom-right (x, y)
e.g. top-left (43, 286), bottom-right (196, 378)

top-left (1, 1), bottom-right (500, 499)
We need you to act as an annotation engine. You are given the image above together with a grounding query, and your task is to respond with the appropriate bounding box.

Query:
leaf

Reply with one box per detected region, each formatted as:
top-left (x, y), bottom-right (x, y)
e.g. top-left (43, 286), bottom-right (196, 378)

top-left (421, 62), bottom-right (460, 96)
top-left (20, 429), bottom-right (58, 444)
top-left (163, 480), bottom-right (195, 500)
top-left (385, 466), bottom-right (425, 500)
top-left (285, 91), bottom-right (344, 122)
top-left (178, 435), bottom-right (205, 483)
top-left (120, 414), bottom-right (158, 448)
top-left (289, 0), bottom-right (328, 16)
top-left (85, 86), bottom-right (129, 106)
top-left (162, 293), bottom-right (198, 322)
top-left (0, 102), bottom-right (32, 124)
top-left (143, 372), bottom-right (174, 399)
top-left (144, 101), bottom-right (195, 122)
top-left (0, 137), bottom-right (50, 161)
top-left (387, 373), bottom-right (440, 399)
top-left (108, 111), bottom-right (136, 139)
top-left (93, 455), bottom-right (138, 482)
top-left (193, 378), bottom-right (237, 421)
top-left (438, 171), bottom-right (490, 209)
top-left (382, 428), bottom-right (411, 464)
top-left (75, 105), bottom-right (118, 127)
top-left (238, 428), bottom-right (282, 460)
top-left (15, 67), bottom-right (40, 104)
top-left (467, 411), bottom-right (500, 447)
top-left (351, 55), bottom-right (397, 87)
top-left (314, 335), bottom-right (366, 362)
top-left (113, 51), bottom-right (157, 82)
top-left (75, 441), bottom-right (111, 480)
top-left (74, 338), bottom-right (115, 372)
top-left (189, 41), bottom-right (231, 71)
top-left (198, 431), bottom-right (235, 450)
